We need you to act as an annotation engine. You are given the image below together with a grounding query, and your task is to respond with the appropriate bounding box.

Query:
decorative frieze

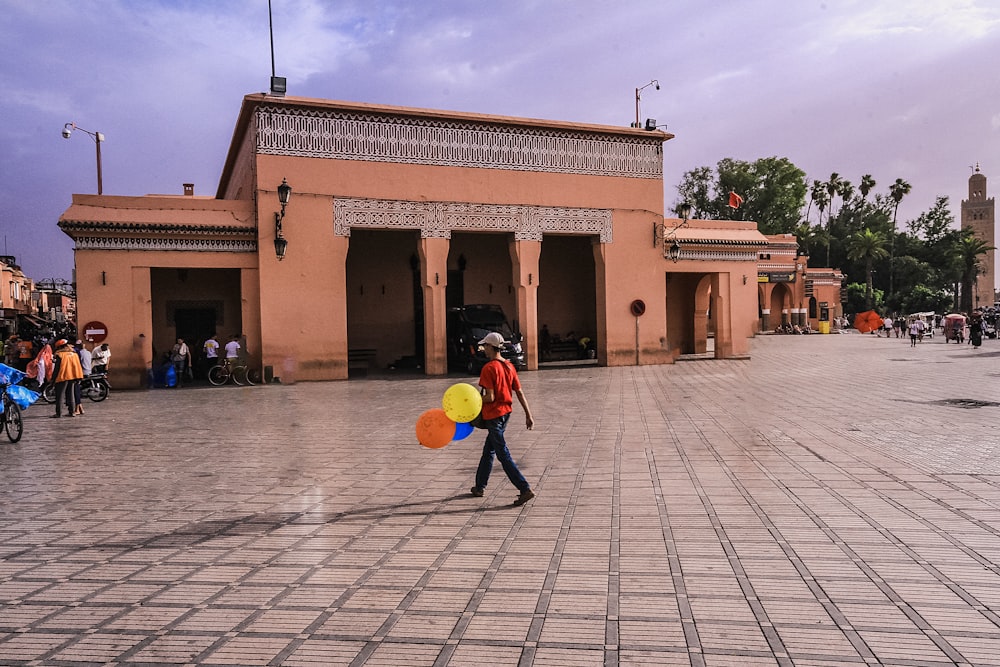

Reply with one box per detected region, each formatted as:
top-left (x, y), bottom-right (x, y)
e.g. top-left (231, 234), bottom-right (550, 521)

top-left (334, 197), bottom-right (613, 242)
top-left (256, 106), bottom-right (663, 179)
top-left (72, 237), bottom-right (257, 252)
top-left (666, 247), bottom-right (760, 262)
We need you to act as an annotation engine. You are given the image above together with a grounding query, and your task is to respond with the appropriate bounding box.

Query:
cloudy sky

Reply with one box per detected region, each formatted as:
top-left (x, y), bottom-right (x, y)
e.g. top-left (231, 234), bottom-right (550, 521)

top-left (2, 0), bottom-right (998, 282)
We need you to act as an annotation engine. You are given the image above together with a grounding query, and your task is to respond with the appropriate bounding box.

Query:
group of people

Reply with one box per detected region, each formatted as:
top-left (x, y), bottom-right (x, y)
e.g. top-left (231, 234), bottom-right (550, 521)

top-left (773, 322), bottom-right (813, 334)
top-left (17, 338), bottom-right (110, 418)
top-left (157, 333), bottom-right (242, 387)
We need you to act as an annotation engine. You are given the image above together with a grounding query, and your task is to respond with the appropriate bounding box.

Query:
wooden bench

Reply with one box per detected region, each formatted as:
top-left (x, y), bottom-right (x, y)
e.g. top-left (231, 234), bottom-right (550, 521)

top-left (545, 340), bottom-right (582, 362)
top-left (348, 348), bottom-right (377, 376)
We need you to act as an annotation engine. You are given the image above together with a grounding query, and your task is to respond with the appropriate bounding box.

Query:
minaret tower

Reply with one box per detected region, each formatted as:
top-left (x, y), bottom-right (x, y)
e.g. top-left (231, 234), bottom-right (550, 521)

top-left (961, 164), bottom-right (995, 309)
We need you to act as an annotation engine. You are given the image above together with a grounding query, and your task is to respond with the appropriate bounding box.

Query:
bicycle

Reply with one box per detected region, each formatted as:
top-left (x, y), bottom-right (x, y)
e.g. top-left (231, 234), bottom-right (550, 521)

top-left (1, 381), bottom-right (24, 443)
top-left (208, 360), bottom-right (261, 386)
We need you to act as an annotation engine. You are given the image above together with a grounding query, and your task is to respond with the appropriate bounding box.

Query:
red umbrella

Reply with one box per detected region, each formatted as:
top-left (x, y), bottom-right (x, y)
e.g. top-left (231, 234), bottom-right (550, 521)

top-left (853, 310), bottom-right (883, 334)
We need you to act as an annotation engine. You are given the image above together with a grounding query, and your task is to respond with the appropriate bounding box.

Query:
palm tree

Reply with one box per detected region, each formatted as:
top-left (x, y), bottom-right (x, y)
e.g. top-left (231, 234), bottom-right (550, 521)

top-left (847, 228), bottom-right (889, 310)
top-left (958, 232), bottom-right (996, 313)
top-left (813, 184), bottom-right (829, 230)
top-left (825, 173), bottom-right (842, 222)
top-left (859, 174), bottom-right (876, 201)
top-left (888, 178), bottom-right (911, 297)
top-left (838, 180), bottom-right (854, 212)
top-left (813, 226), bottom-right (832, 269)
top-left (889, 178), bottom-right (911, 227)
top-left (793, 223), bottom-right (820, 259)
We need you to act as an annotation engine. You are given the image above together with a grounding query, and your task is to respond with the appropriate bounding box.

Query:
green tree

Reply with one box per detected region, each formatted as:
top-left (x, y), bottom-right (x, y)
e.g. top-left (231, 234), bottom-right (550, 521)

top-left (847, 228), bottom-right (889, 310)
top-left (674, 157), bottom-right (807, 234)
top-left (793, 222), bottom-right (822, 258)
top-left (898, 284), bottom-right (950, 316)
top-left (957, 230), bottom-right (995, 313)
top-left (845, 282), bottom-right (883, 316)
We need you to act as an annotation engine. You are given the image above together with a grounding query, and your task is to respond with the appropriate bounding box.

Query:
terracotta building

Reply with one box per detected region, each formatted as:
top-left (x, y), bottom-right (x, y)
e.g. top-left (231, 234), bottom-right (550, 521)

top-left (757, 234), bottom-right (844, 332)
top-left (59, 94), bottom-right (835, 388)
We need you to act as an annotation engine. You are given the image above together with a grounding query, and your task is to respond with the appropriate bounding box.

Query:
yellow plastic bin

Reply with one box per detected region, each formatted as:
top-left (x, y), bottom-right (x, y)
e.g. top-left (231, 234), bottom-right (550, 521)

top-left (817, 321), bottom-right (830, 334)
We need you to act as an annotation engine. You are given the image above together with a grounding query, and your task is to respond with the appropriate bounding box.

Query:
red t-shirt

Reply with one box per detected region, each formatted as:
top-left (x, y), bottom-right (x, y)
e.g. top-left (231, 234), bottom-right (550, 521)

top-left (479, 359), bottom-right (520, 420)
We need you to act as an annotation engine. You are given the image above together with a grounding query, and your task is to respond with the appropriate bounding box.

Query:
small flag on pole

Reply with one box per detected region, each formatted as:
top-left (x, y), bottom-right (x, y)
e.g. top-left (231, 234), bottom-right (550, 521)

top-left (728, 191), bottom-right (744, 209)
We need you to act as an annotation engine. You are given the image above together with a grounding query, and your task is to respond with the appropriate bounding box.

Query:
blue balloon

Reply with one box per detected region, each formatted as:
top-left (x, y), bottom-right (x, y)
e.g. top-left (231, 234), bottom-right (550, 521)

top-left (453, 420), bottom-right (475, 441)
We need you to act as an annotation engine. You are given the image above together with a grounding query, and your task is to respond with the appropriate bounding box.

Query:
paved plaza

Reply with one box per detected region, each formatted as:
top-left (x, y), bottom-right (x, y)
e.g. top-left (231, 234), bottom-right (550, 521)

top-left (2, 331), bottom-right (1000, 666)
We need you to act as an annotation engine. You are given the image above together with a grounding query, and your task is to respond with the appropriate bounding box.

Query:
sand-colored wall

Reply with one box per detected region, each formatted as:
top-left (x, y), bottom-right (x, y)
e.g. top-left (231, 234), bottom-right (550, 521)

top-left (253, 152), bottom-right (668, 378)
top-left (74, 248), bottom-right (259, 388)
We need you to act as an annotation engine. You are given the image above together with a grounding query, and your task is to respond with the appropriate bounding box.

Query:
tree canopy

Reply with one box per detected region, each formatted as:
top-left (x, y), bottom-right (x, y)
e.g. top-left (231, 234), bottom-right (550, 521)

top-left (673, 158), bottom-right (992, 315)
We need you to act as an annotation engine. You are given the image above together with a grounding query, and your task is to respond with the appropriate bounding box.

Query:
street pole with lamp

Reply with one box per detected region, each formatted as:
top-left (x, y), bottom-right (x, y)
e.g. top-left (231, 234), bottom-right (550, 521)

top-left (62, 122), bottom-right (104, 195)
top-left (634, 79), bottom-right (659, 128)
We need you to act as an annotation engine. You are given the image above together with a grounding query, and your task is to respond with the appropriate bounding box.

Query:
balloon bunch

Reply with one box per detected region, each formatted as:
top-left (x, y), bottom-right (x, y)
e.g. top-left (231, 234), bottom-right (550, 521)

top-left (415, 382), bottom-right (483, 449)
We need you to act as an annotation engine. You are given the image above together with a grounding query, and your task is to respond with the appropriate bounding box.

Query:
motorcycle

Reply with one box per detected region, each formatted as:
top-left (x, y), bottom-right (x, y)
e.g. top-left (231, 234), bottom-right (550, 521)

top-left (40, 373), bottom-right (110, 404)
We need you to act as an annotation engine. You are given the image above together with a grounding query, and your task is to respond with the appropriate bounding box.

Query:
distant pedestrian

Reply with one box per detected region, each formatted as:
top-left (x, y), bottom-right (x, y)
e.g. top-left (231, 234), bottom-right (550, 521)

top-left (170, 338), bottom-right (191, 387)
top-left (908, 317), bottom-right (925, 347)
top-left (882, 317), bottom-right (893, 339)
top-left (70, 341), bottom-right (93, 415)
top-left (203, 334), bottom-right (220, 368)
top-left (50, 339), bottom-right (83, 418)
top-left (25, 342), bottom-right (53, 394)
top-left (92, 343), bottom-right (110, 374)
top-left (470, 331), bottom-right (536, 506)
top-left (970, 312), bottom-right (984, 348)
top-left (224, 335), bottom-right (241, 366)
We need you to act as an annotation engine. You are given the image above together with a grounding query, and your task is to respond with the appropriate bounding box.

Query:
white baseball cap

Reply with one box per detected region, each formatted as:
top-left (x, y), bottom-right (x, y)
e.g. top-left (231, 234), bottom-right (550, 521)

top-left (478, 332), bottom-right (506, 348)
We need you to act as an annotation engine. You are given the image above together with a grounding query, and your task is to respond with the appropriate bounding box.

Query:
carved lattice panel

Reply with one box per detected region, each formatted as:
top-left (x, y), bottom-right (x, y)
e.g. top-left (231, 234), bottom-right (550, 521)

top-left (334, 198), bottom-right (612, 242)
top-left (257, 107), bottom-right (662, 179)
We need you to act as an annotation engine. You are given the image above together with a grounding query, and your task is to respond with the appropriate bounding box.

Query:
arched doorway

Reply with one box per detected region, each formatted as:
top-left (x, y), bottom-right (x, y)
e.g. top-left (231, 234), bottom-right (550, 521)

top-left (769, 283), bottom-right (791, 328)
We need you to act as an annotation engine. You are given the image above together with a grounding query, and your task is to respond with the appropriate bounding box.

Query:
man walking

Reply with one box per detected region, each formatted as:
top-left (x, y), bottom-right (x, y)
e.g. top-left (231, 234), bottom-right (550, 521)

top-left (470, 331), bottom-right (536, 506)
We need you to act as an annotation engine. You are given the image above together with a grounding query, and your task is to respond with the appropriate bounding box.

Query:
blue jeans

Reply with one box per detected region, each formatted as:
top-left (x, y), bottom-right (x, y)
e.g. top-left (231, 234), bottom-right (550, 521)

top-left (475, 413), bottom-right (529, 492)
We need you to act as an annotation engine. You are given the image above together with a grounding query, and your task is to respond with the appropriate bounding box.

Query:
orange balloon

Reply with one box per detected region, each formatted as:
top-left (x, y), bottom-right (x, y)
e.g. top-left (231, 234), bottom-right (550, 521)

top-left (415, 408), bottom-right (456, 449)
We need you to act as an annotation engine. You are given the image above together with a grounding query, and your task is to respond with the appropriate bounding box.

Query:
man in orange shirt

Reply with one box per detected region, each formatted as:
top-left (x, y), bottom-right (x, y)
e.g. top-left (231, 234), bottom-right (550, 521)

top-left (470, 332), bottom-right (536, 506)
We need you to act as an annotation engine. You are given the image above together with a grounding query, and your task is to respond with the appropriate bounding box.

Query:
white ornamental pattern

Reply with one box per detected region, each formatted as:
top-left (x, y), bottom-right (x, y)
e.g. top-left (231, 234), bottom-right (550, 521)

top-left (73, 237), bottom-right (256, 253)
top-left (256, 107), bottom-right (663, 179)
top-left (666, 248), bottom-right (760, 262)
top-left (334, 198), bottom-right (612, 242)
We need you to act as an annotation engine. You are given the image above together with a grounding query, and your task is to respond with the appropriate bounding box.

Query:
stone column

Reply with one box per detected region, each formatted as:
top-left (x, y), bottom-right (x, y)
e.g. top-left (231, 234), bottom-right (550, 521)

top-left (712, 273), bottom-right (733, 358)
top-left (419, 237), bottom-right (450, 375)
top-left (509, 238), bottom-right (541, 370)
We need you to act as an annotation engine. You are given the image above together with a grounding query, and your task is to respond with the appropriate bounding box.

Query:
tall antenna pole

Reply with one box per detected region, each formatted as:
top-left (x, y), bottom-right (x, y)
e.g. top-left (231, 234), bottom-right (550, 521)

top-left (268, 0), bottom-right (276, 79)
top-left (267, 0), bottom-right (286, 95)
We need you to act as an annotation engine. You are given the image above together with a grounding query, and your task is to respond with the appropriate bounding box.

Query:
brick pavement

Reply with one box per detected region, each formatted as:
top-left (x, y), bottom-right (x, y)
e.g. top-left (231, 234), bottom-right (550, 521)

top-left (1, 331), bottom-right (1000, 666)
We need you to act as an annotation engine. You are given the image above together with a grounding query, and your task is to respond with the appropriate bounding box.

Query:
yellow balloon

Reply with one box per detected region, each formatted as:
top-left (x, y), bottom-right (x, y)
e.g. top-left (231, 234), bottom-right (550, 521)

top-left (442, 382), bottom-right (483, 423)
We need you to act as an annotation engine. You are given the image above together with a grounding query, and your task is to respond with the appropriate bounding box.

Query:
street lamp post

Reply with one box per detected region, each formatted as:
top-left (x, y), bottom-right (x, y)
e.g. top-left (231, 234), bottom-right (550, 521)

top-left (62, 122), bottom-right (104, 195)
top-left (634, 79), bottom-right (659, 128)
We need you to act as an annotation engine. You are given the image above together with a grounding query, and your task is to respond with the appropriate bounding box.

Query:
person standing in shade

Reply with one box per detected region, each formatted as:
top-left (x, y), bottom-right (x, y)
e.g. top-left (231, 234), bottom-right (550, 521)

top-left (223, 334), bottom-right (241, 368)
top-left (203, 333), bottom-right (220, 375)
top-left (470, 331), bottom-right (536, 506)
top-left (170, 338), bottom-right (191, 387)
top-left (50, 339), bottom-right (83, 418)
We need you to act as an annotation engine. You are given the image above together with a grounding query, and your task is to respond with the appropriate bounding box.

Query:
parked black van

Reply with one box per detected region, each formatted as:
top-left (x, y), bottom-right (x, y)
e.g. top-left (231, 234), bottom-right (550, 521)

top-left (447, 304), bottom-right (526, 374)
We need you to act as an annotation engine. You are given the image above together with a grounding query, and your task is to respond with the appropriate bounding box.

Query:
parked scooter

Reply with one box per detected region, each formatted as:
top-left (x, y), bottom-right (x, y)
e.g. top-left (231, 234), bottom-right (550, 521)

top-left (40, 373), bottom-right (110, 403)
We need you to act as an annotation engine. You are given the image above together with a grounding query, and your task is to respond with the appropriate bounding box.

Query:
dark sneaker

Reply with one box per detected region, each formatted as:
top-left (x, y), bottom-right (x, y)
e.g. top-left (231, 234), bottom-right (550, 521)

top-left (470, 487), bottom-right (484, 497)
top-left (512, 489), bottom-right (535, 506)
